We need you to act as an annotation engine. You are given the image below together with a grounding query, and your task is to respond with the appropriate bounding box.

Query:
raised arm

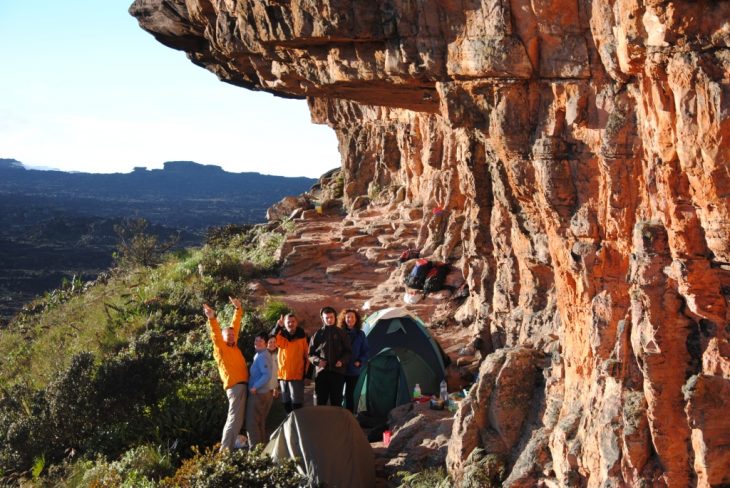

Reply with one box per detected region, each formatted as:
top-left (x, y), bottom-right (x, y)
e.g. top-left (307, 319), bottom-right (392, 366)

top-left (229, 297), bottom-right (243, 338)
top-left (203, 304), bottom-right (223, 346)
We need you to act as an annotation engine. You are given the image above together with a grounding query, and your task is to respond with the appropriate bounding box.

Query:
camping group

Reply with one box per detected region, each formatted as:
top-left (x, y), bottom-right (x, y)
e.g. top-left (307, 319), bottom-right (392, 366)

top-left (203, 298), bottom-right (448, 486)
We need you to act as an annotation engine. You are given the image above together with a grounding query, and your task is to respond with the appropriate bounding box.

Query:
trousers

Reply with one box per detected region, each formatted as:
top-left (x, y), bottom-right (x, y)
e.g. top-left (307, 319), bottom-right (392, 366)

top-left (220, 383), bottom-right (247, 451)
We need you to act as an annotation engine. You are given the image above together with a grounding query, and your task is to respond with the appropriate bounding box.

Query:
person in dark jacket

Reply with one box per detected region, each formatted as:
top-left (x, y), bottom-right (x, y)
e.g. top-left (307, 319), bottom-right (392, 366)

top-left (309, 306), bottom-right (352, 407)
top-left (337, 308), bottom-right (369, 413)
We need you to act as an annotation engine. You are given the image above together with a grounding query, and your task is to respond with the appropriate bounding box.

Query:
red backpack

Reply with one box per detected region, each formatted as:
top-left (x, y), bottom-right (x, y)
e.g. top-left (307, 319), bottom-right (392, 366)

top-left (422, 262), bottom-right (450, 294)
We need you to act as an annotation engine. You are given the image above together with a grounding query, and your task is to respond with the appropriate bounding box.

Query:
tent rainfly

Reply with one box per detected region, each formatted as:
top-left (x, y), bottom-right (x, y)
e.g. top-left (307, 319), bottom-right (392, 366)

top-left (354, 307), bottom-right (448, 419)
top-left (264, 406), bottom-right (375, 488)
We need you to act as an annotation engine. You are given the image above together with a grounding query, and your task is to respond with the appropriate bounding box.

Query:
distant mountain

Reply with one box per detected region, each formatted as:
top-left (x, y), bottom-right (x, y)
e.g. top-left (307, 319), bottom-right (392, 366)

top-left (0, 160), bottom-right (318, 324)
top-left (0, 160), bottom-right (316, 228)
top-left (0, 158), bottom-right (24, 170)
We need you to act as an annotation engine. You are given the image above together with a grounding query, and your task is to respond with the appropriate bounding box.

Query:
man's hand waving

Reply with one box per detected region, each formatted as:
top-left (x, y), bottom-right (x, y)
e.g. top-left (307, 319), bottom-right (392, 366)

top-left (203, 304), bottom-right (216, 320)
top-left (229, 297), bottom-right (242, 310)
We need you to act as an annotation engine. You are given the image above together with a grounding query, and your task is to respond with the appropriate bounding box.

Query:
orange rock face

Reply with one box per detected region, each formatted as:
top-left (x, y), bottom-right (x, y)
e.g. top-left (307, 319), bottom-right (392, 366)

top-left (131, 1), bottom-right (730, 486)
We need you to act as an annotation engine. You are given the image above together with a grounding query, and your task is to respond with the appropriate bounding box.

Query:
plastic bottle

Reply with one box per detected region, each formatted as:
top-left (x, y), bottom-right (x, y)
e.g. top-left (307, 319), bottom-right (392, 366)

top-left (413, 383), bottom-right (422, 399)
top-left (440, 379), bottom-right (448, 402)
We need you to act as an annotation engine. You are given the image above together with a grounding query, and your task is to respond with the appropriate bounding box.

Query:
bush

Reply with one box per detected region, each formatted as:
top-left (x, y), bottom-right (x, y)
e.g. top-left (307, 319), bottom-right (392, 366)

top-left (70, 452), bottom-right (160, 488)
top-left (0, 220), bottom-right (302, 481)
top-left (243, 231), bottom-right (284, 272)
top-left (259, 299), bottom-right (291, 324)
top-left (44, 353), bottom-right (100, 452)
top-left (199, 248), bottom-right (256, 282)
top-left (395, 466), bottom-right (452, 488)
top-left (114, 218), bottom-right (179, 269)
top-left (460, 449), bottom-right (507, 488)
top-left (160, 446), bottom-right (305, 488)
top-left (204, 224), bottom-right (254, 247)
top-left (0, 347), bottom-right (171, 474)
top-left (149, 377), bottom-right (226, 452)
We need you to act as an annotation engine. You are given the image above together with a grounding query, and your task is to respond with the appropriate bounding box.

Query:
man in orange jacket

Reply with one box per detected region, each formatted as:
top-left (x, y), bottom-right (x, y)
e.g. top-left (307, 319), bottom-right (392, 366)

top-left (272, 313), bottom-right (309, 413)
top-left (203, 297), bottom-right (249, 451)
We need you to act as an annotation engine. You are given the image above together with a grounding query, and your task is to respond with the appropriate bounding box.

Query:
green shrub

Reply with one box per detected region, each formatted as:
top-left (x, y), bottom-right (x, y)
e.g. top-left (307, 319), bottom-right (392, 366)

top-left (0, 353), bottom-right (98, 475)
top-left (259, 299), bottom-right (291, 324)
top-left (460, 449), bottom-right (507, 488)
top-left (0, 220), bottom-right (303, 481)
top-left (149, 377), bottom-right (226, 452)
top-left (114, 218), bottom-right (179, 269)
top-left (0, 385), bottom-right (45, 473)
top-left (31, 454), bottom-right (45, 480)
top-left (50, 457), bottom-right (97, 487)
top-left (74, 456), bottom-right (124, 488)
top-left (44, 353), bottom-right (100, 457)
top-left (0, 347), bottom-right (171, 474)
top-left (160, 446), bottom-right (305, 488)
top-left (70, 453), bottom-right (158, 488)
top-left (204, 224), bottom-right (254, 247)
top-left (244, 231), bottom-right (284, 272)
top-left (395, 466), bottom-right (451, 488)
top-left (115, 444), bottom-right (176, 483)
top-left (199, 248), bottom-right (255, 282)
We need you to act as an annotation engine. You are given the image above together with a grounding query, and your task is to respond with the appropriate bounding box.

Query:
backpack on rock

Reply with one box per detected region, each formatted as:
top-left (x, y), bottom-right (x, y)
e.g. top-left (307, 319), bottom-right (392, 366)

top-left (404, 258), bottom-right (432, 289)
top-left (422, 262), bottom-right (450, 294)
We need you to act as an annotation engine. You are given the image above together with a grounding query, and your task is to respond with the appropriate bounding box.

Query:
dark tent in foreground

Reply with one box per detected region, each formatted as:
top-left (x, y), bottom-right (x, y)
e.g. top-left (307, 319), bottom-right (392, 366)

top-left (354, 307), bottom-right (447, 419)
top-left (264, 406), bottom-right (375, 488)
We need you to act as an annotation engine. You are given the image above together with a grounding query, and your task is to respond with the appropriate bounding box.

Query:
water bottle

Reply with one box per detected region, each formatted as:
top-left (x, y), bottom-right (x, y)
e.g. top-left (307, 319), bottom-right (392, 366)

top-left (440, 379), bottom-right (448, 402)
top-left (413, 383), bottom-right (421, 399)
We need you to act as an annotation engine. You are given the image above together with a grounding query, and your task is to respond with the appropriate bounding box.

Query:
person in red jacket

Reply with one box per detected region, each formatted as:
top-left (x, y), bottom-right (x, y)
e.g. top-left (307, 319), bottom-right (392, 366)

top-left (203, 297), bottom-right (249, 451)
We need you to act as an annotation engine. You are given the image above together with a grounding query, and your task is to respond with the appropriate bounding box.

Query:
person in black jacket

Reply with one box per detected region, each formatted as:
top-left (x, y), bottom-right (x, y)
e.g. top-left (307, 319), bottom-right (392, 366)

top-left (309, 306), bottom-right (352, 407)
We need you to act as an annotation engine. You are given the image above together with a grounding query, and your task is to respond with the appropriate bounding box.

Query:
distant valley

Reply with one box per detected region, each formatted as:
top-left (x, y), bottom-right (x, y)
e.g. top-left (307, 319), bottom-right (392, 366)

top-left (0, 159), bottom-right (318, 324)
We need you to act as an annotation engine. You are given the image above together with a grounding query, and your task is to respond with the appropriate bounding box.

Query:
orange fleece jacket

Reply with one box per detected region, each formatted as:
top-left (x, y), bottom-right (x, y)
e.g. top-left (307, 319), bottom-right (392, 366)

top-left (209, 308), bottom-right (249, 389)
top-left (274, 328), bottom-right (309, 380)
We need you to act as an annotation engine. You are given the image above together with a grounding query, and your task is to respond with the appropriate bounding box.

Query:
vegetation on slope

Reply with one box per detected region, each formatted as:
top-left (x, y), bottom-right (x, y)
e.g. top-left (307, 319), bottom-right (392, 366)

top-left (0, 221), bottom-right (301, 486)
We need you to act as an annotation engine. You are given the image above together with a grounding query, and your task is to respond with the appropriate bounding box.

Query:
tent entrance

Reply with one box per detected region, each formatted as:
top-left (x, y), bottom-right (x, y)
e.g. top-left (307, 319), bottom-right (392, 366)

top-left (354, 347), bottom-right (439, 419)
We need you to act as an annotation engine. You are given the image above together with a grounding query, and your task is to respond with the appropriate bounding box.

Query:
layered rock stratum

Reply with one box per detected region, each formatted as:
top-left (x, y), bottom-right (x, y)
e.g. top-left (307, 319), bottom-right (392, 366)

top-left (130, 1), bottom-right (730, 486)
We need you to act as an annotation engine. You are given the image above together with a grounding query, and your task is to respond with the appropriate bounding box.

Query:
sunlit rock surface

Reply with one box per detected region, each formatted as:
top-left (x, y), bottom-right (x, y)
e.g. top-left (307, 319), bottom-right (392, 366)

top-left (131, 1), bottom-right (730, 485)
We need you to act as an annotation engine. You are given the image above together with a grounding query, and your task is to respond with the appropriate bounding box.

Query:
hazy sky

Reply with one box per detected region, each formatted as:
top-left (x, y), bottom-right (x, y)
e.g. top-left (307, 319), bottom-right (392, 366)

top-left (0, 1), bottom-right (340, 178)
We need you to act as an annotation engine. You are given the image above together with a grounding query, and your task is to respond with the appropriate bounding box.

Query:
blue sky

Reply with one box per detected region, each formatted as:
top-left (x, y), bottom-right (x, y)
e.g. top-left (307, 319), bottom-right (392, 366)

top-left (0, 1), bottom-right (340, 177)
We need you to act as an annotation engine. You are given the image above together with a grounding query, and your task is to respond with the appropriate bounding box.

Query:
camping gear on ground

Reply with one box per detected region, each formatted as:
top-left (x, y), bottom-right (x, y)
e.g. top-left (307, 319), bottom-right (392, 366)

top-left (403, 290), bottom-right (423, 304)
top-left (382, 429), bottom-right (392, 447)
top-left (264, 406), bottom-right (375, 488)
top-left (413, 383), bottom-right (422, 399)
top-left (353, 308), bottom-right (448, 420)
top-left (403, 259), bottom-right (451, 293)
top-left (422, 262), bottom-right (450, 294)
top-left (447, 391), bottom-right (467, 413)
top-left (404, 258), bottom-right (433, 289)
top-left (439, 379), bottom-right (448, 402)
top-left (430, 398), bottom-right (445, 410)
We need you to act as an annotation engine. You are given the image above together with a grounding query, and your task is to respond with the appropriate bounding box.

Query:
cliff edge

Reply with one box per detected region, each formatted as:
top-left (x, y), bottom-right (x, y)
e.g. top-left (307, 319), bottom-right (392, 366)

top-left (130, 1), bottom-right (730, 486)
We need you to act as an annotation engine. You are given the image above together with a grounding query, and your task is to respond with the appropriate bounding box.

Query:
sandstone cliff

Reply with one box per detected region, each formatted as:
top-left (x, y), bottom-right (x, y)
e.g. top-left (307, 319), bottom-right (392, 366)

top-left (130, 1), bottom-right (730, 486)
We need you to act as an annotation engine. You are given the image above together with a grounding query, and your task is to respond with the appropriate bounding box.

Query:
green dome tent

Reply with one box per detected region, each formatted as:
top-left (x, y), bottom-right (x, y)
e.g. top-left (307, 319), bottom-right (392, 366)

top-left (354, 307), bottom-right (448, 419)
